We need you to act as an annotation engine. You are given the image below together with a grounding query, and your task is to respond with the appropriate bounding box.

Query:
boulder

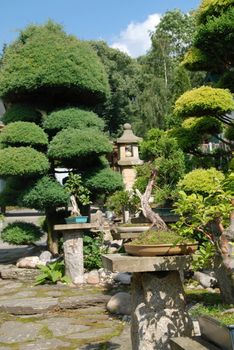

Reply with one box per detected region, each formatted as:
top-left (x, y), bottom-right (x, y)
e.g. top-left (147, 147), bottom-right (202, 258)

top-left (85, 270), bottom-right (100, 284)
top-left (39, 251), bottom-right (52, 265)
top-left (113, 272), bottom-right (131, 285)
top-left (193, 271), bottom-right (218, 289)
top-left (16, 256), bottom-right (40, 269)
top-left (106, 292), bottom-right (131, 315)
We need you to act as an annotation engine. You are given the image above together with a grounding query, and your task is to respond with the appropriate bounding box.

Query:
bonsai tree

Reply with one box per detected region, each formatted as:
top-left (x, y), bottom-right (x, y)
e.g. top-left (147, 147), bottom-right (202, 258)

top-left (0, 21), bottom-right (123, 254)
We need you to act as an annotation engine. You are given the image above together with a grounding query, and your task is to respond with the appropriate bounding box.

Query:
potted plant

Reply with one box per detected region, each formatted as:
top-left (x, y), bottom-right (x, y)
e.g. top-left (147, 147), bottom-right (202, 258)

top-left (64, 173), bottom-right (92, 224)
top-left (191, 305), bottom-right (234, 350)
top-left (124, 229), bottom-right (198, 256)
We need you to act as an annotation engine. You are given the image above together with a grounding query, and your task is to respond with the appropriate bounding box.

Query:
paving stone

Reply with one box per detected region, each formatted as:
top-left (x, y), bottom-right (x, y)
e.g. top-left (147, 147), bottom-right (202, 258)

top-left (19, 338), bottom-right (72, 350)
top-left (0, 321), bottom-right (42, 343)
top-left (40, 317), bottom-right (90, 336)
top-left (0, 297), bottom-right (59, 315)
top-left (67, 327), bottom-right (113, 340)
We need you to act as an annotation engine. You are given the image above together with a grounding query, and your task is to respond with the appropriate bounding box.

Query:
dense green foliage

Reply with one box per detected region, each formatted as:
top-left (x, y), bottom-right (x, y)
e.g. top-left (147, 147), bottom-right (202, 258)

top-left (128, 230), bottom-right (192, 245)
top-left (83, 233), bottom-right (106, 270)
top-left (135, 128), bottom-right (185, 204)
top-left (90, 41), bottom-right (139, 135)
top-left (178, 168), bottom-right (225, 194)
top-left (48, 128), bottom-right (112, 165)
top-left (84, 168), bottom-right (123, 197)
top-left (0, 21), bottom-right (109, 106)
top-left (0, 122), bottom-right (48, 149)
top-left (1, 221), bottom-right (43, 245)
top-left (174, 86), bottom-right (234, 118)
top-left (43, 108), bottom-right (105, 135)
top-left (106, 190), bottom-right (139, 216)
top-left (2, 104), bottom-right (42, 125)
top-left (21, 176), bottom-right (69, 211)
top-left (197, 0), bottom-right (234, 24)
top-left (0, 147), bottom-right (49, 177)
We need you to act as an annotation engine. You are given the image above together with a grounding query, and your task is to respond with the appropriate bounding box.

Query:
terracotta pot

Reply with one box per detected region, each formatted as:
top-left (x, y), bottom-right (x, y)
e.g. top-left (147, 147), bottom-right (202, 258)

top-left (124, 242), bottom-right (198, 256)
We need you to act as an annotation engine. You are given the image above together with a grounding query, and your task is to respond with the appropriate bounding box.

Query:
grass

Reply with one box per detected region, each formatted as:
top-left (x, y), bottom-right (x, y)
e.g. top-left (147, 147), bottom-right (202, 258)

top-left (127, 230), bottom-right (194, 245)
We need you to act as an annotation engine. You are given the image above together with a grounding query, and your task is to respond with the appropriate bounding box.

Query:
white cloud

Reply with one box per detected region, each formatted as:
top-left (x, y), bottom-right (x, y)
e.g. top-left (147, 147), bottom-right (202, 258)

top-left (110, 13), bottom-right (161, 58)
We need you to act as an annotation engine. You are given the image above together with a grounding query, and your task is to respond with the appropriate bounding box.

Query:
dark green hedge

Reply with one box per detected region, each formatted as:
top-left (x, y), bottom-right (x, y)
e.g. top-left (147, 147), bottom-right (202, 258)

top-left (21, 176), bottom-right (69, 211)
top-left (0, 147), bottom-right (49, 177)
top-left (1, 221), bottom-right (43, 245)
top-left (48, 128), bottom-right (112, 162)
top-left (0, 122), bottom-right (48, 148)
top-left (43, 108), bottom-right (105, 134)
top-left (0, 21), bottom-right (110, 105)
top-left (2, 104), bottom-right (42, 125)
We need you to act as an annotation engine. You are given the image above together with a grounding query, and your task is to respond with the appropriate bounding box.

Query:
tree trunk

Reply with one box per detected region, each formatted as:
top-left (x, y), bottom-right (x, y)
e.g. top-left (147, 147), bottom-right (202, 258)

top-left (46, 210), bottom-right (59, 256)
top-left (136, 169), bottom-right (168, 231)
top-left (214, 202), bottom-right (234, 304)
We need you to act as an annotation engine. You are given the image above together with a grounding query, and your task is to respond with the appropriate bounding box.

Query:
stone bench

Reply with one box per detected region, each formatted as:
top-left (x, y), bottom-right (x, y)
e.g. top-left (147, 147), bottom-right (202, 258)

top-left (170, 337), bottom-right (220, 350)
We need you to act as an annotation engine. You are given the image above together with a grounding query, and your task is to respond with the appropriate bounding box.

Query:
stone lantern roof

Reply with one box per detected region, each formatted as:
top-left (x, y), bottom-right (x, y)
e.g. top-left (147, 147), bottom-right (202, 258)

top-left (117, 123), bottom-right (142, 144)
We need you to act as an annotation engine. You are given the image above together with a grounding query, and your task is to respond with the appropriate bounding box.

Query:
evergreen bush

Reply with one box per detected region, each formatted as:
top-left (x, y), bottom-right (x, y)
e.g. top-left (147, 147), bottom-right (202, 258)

top-left (1, 221), bottom-right (43, 245)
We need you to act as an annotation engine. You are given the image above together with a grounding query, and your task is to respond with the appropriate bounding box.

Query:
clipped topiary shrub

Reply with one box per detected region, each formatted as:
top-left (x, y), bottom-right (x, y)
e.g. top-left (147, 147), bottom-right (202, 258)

top-left (178, 168), bottom-right (225, 194)
top-left (0, 122), bottom-right (48, 149)
top-left (43, 108), bottom-right (105, 135)
top-left (1, 221), bottom-right (43, 245)
top-left (224, 124), bottom-right (234, 141)
top-left (48, 128), bottom-right (112, 162)
top-left (0, 147), bottom-right (50, 177)
top-left (84, 167), bottom-right (123, 196)
top-left (174, 86), bottom-right (234, 118)
top-left (197, 0), bottom-right (234, 24)
top-left (21, 176), bottom-right (69, 211)
top-left (2, 104), bottom-right (42, 125)
top-left (0, 21), bottom-right (109, 106)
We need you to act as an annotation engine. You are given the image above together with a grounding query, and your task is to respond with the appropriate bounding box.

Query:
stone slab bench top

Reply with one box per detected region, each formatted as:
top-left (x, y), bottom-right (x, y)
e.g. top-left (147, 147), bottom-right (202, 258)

top-left (102, 253), bottom-right (192, 273)
top-left (170, 337), bottom-right (220, 350)
top-left (54, 223), bottom-right (97, 231)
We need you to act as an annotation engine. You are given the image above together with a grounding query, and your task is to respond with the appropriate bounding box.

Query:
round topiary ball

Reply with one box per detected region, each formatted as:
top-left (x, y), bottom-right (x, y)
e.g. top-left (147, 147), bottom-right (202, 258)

top-left (1, 221), bottom-right (43, 245)
top-left (2, 104), bottom-right (42, 125)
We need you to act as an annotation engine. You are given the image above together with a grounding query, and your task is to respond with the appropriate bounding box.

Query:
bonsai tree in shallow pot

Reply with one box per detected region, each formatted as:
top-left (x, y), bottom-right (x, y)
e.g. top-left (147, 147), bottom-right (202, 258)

top-left (124, 168), bottom-right (198, 256)
top-left (64, 173), bottom-right (92, 223)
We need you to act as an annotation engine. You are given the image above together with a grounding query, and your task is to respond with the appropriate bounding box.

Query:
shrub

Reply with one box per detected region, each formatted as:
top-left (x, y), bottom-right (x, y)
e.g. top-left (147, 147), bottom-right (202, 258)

top-left (43, 108), bottom-right (105, 134)
top-left (0, 122), bottom-right (48, 149)
top-left (21, 176), bottom-right (69, 211)
top-left (197, 0), bottom-right (234, 24)
top-left (178, 168), bottom-right (225, 194)
top-left (83, 233), bottom-right (106, 270)
top-left (181, 47), bottom-right (211, 71)
top-left (1, 221), bottom-right (43, 245)
top-left (0, 21), bottom-right (109, 105)
top-left (174, 86), bottom-right (234, 119)
top-left (0, 147), bottom-right (49, 177)
top-left (48, 128), bottom-right (112, 162)
top-left (35, 260), bottom-right (71, 285)
top-left (2, 104), bottom-right (41, 125)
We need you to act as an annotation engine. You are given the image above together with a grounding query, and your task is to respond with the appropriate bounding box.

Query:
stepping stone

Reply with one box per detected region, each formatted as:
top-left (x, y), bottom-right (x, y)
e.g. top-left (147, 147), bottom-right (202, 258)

top-left (0, 321), bottom-right (42, 343)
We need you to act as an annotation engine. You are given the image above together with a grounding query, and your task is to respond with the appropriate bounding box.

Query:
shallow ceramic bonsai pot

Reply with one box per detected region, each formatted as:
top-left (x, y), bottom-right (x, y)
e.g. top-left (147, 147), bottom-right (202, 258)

top-left (198, 315), bottom-right (234, 350)
top-left (65, 216), bottom-right (88, 224)
top-left (124, 242), bottom-right (198, 256)
top-left (111, 224), bottom-right (150, 240)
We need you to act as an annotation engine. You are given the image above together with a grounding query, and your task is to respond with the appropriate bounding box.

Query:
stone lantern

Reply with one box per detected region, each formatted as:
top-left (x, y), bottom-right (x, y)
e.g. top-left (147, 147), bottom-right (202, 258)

top-left (117, 123), bottom-right (143, 191)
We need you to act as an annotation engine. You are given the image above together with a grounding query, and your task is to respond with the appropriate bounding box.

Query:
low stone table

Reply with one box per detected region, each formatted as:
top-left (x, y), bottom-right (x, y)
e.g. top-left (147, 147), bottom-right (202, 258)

top-left (102, 254), bottom-right (194, 350)
top-left (54, 223), bottom-right (97, 284)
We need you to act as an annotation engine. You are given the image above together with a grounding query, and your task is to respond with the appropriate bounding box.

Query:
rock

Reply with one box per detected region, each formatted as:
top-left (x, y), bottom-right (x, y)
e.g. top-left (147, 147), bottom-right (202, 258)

top-left (39, 251), bottom-right (52, 265)
top-left (106, 292), bottom-right (131, 315)
top-left (85, 270), bottom-right (100, 284)
top-left (0, 265), bottom-right (40, 281)
top-left (98, 268), bottom-right (114, 285)
top-left (193, 271), bottom-right (218, 288)
top-left (114, 272), bottom-right (131, 285)
top-left (16, 256), bottom-right (40, 269)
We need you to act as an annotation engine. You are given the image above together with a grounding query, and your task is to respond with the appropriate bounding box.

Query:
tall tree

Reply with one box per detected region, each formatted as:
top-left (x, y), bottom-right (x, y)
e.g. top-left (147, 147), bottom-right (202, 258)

top-left (0, 22), bottom-right (123, 253)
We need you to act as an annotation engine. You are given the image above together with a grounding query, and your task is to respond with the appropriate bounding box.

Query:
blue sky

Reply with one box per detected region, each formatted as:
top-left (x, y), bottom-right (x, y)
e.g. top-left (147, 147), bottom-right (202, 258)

top-left (1, 0), bottom-right (200, 57)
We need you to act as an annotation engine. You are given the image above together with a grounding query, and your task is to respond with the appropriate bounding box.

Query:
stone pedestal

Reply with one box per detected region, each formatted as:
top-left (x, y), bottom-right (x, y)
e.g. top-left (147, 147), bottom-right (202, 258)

top-left (102, 254), bottom-right (193, 350)
top-left (54, 224), bottom-right (96, 284)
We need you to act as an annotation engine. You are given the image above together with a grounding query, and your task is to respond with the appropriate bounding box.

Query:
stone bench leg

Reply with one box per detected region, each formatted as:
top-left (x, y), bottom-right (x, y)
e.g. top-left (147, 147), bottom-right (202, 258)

top-left (63, 230), bottom-right (84, 284)
top-left (131, 271), bottom-right (193, 350)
